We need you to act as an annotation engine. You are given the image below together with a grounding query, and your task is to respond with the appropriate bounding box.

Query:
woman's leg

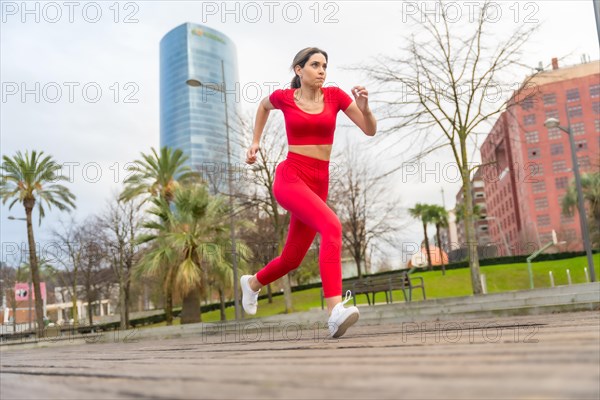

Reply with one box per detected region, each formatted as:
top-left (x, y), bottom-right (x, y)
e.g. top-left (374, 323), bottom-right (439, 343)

top-left (254, 214), bottom-right (317, 288)
top-left (254, 164), bottom-right (343, 299)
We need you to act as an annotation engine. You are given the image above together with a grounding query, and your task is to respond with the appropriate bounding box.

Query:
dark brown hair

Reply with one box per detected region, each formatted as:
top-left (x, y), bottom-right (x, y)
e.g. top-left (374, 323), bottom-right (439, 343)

top-left (290, 47), bottom-right (328, 89)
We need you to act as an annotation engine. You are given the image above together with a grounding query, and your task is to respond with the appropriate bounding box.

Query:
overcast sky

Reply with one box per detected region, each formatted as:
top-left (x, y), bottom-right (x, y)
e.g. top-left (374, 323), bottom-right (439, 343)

top-left (1, 0), bottom-right (599, 268)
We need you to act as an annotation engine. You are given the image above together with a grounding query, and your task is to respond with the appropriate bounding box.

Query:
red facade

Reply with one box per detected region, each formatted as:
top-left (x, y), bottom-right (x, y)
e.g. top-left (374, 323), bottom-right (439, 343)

top-left (480, 60), bottom-right (600, 254)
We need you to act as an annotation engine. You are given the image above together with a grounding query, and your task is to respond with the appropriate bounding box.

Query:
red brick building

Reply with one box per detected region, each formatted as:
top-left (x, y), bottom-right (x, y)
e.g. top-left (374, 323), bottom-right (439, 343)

top-left (455, 168), bottom-right (492, 250)
top-left (480, 59), bottom-right (600, 255)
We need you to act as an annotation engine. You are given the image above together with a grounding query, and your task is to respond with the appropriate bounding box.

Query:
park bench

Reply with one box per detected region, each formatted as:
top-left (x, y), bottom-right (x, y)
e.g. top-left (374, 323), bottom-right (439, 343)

top-left (320, 270), bottom-right (426, 309)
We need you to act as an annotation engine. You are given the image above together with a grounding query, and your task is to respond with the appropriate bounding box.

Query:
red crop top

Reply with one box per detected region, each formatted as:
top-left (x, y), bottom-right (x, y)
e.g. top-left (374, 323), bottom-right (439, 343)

top-left (269, 86), bottom-right (353, 145)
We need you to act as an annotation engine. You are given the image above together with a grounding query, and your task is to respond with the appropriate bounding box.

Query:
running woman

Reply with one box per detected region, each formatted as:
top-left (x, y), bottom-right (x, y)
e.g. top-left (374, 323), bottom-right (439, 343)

top-left (242, 47), bottom-right (377, 338)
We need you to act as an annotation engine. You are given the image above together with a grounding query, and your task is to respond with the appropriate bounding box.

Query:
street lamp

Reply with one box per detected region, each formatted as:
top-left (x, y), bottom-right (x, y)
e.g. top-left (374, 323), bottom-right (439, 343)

top-left (187, 59), bottom-right (241, 320)
top-left (544, 113), bottom-right (596, 282)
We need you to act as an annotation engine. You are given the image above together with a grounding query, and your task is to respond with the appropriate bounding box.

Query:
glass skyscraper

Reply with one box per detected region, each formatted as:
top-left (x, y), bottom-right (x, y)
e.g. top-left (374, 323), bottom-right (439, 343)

top-left (160, 23), bottom-right (242, 191)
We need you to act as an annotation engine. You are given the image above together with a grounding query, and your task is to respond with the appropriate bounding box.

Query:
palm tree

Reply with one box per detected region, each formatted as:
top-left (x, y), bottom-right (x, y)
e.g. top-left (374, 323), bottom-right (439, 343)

top-left (135, 184), bottom-right (252, 324)
top-left (120, 146), bottom-right (199, 204)
top-left (120, 146), bottom-right (200, 322)
top-left (561, 171), bottom-right (600, 247)
top-left (429, 205), bottom-right (449, 275)
top-left (1, 150), bottom-right (76, 333)
top-left (409, 203), bottom-right (434, 270)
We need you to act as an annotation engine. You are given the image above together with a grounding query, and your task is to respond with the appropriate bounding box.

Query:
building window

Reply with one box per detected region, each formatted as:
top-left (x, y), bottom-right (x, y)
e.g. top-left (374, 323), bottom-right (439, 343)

top-left (568, 105), bottom-right (583, 118)
top-left (566, 88), bottom-right (580, 102)
top-left (525, 131), bottom-right (539, 143)
top-left (571, 122), bottom-right (585, 136)
top-left (543, 93), bottom-right (556, 105)
top-left (595, 120), bottom-right (600, 132)
top-left (532, 181), bottom-right (546, 193)
top-left (591, 84), bottom-right (600, 98)
top-left (550, 143), bottom-right (564, 156)
top-left (593, 102), bottom-right (600, 114)
top-left (537, 214), bottom-right (551, 226)
top-left (523, 114), bottom-right (536, 126)
top-left (539, 232), bottom-right (552, 243)
top-left (548, 127), bottom-right (562, 140)
top-left (564, 229), bottom-right (578, 241)
top-left (578, 156), bottom-right (591, 169)
top-left (521, 97), bottom-right (535, 110)
top-left (555, 176), bottom-right (569, 190)
top-left (528, 148), bottom-right (540, 159)
top-left (534, 197), bottom-right (548, 209)
top-left (575, 140), bottom-right (587, 152)
top-left (552, 160), bottom-right (567, 173)
top-left (545, 109), bottom-right (559, 119)
top-left (560, 213), bottom-right (575, 224)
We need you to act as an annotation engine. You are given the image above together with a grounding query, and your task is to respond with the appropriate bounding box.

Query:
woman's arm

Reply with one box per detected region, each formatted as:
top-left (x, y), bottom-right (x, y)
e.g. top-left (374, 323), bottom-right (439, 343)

top-left (343, 86), bottom-right (377, 136)
top-left (246, 96), bottom-right (276, 164)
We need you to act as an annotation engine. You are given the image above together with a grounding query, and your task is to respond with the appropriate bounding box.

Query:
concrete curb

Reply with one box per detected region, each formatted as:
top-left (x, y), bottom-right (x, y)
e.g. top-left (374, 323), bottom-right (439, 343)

top-left (2, 282), bottom-right (598, 350)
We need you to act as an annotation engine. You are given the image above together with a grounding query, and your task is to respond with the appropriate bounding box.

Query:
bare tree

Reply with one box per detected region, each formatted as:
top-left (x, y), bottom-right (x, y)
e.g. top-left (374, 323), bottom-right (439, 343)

top-left (359, 1), bottom-right (538, 294)
top-left (79, 222), bottom-right (107, 326)
top-left (50, 217), bottom-right (86, 325)
top-left (98, 193), bottom-right (143, 329)
top-left (329, 142), bottom-right (406, 279)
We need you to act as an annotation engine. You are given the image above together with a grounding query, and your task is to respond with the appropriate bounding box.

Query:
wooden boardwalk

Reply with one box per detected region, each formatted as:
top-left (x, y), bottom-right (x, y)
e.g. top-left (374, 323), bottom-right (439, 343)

top-left (1, 311), bottom-right (599, 399)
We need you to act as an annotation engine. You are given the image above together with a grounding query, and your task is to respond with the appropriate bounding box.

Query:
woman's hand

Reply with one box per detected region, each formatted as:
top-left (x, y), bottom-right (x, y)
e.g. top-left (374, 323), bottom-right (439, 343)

top-left (246, 143), bottom-right (260, 165)
top-left (351, 85), bottom-right (370, 114)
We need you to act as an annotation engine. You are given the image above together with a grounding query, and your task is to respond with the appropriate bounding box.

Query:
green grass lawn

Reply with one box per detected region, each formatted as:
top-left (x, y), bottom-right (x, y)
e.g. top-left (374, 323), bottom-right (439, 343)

top-left (140, 254), bottom-right (599, 328)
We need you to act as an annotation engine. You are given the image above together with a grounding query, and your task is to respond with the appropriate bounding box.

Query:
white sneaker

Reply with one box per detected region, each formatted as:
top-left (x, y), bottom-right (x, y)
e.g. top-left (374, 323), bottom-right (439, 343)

top-left (328, 290), bottom-right (360, 338)
top-left (240, 275), bottom-right (260, 315)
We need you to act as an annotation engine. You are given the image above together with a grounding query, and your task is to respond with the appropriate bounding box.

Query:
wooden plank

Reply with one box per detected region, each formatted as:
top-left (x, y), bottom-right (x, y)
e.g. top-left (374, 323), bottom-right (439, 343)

top-left (1, 311), bottom-right (598, 399)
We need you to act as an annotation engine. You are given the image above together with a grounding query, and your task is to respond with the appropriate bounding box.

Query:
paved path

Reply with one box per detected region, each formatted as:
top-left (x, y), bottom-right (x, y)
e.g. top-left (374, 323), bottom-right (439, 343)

top-left (1, 311), bottom-right (599, 399)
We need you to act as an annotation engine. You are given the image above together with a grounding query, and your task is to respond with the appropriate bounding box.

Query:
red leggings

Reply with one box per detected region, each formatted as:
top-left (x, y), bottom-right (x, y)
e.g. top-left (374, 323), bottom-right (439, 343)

top-left (256, 151), bottom-right (342, 298)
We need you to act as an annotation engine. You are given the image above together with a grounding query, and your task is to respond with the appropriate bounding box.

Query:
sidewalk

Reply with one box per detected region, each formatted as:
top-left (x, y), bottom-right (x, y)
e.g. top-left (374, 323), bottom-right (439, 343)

top-left (1, 310), bottom-right (598, 399)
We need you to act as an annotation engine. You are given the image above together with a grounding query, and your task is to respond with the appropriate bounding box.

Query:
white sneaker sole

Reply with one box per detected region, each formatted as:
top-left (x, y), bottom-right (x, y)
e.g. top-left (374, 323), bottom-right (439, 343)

top-left (330, 308), bottom-right (360, 338)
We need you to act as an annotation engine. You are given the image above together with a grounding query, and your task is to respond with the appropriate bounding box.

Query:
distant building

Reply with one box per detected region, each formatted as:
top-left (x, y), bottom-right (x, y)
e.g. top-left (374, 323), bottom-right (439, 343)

top-left (480, 58), bottom-right (599, 254)
top-left (439, 209), bottom-right (459, 261)
top-left (454, 168), bottom-right (493, 256)
top-left (160, 23), bottom-right (243, 192)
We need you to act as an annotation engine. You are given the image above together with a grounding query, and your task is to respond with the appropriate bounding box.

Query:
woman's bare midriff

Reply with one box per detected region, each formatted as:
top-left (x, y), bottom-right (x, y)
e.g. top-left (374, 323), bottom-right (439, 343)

top-left (288, 144), bottom-right (333, 161)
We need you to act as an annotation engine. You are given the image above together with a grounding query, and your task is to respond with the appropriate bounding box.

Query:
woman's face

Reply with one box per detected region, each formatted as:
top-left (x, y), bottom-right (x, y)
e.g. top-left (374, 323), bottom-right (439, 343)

top-left (296, 53), bottom-right (327, 88)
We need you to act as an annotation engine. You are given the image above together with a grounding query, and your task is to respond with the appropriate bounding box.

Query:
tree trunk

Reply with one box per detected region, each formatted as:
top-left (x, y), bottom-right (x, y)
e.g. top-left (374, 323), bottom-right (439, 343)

top-left (180, 286), bottom-right (201, 324)
top-left (354, 248), bottom-right (363, 279)
top-left (119, 275), bottom-right (127, 330)
top-left (266, 284), bottom-right (273, 303)
top-left (282, 275), bottom-right (293, 313)
top-left (460, 137), bottom-right (483, 295)
top-left (24, 201), bottom-right (44, 336)
top-left (124, 276), bottom-right (131, 327)
top-left (218, 288), bottom-right (226, 321)
top-left (422, 221), bottom-right (433, 271)
top-left (164, 268), bottom-right (175, 325)
top-left (71, 279), bottom-right (78, 326)
top-left (277, 236), bottom-right (293, 313)
top-left (88, 295), bottom-right (94, 326)
top-left (436, 224), bottom-right (446, 276)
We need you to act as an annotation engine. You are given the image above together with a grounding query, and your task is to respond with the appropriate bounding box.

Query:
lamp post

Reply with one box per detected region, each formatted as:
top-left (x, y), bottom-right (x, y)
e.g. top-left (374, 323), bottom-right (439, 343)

top-left (544, 113), bottom-right (596, 282)
top-left (187, 59), bottom-right (241, 320)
